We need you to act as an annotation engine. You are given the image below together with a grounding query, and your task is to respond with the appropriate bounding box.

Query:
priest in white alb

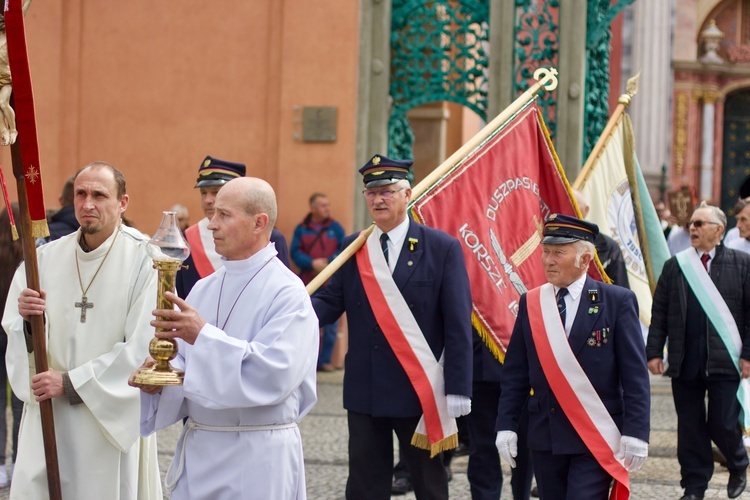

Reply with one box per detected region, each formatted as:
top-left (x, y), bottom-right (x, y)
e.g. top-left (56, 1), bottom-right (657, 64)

top-left (3, 162), bottom-right (162, 499)
top-left (130, 177), bottom-right (318, 499)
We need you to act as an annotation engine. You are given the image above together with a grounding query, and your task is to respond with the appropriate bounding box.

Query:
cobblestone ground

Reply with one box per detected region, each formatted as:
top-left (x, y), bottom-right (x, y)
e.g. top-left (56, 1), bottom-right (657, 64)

top-left (1, 372), bottom-right (750, 499)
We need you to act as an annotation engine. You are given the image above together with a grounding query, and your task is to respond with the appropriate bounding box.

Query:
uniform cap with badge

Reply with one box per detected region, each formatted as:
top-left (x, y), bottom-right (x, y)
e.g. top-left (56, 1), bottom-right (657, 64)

top-left (359, 154), bottom-right (413, 188)
top-left (194, 156), bottom-right (246, 188)
top-left (541, 213), bottom-right (599, 245)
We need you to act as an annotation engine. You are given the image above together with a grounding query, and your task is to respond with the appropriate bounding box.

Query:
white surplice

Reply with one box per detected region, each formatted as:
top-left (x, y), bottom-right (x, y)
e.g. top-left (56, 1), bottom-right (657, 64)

top-left (141, 243), bottom-right (319, 500)
top-left (2, 225), bottom-right (162, 500)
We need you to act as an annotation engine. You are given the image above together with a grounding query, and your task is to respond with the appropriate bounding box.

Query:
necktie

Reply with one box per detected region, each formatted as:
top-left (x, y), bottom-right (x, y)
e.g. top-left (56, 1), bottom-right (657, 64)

top-left (557, 288), bottom-right (568, 325)
top-left (700, 253), bottom-right (710, 272)
top-left (380, 233), bottom-right (389, 264)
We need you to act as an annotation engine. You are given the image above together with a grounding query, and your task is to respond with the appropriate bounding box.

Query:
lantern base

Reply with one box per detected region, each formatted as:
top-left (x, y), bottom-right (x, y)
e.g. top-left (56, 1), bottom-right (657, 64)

top-left (131, 366), bottom-right (184, 386)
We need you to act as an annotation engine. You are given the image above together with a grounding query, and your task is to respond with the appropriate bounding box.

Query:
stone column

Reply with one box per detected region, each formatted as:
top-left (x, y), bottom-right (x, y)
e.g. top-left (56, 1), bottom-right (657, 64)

top-left (629, 0), bottom-right (672, 189)
top-left (354, 0), bottom-right (392, 229)
top-left (556, 0), bottom-right (587, 178)
top-left (488, 0), bottom-right (517, 117)
top-left (700, 91), bottom-right (719, 200)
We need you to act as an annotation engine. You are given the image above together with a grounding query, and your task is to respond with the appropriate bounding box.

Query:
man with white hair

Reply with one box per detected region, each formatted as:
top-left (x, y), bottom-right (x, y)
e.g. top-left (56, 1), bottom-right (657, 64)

top-left (497, 214), bottom-right (650, 499)
top-left (313, 155), bottom-right (473, 499)
top-left (131, 177), bottom-right (319, 499)
top-left (647, 201), bottom-right (750, 500)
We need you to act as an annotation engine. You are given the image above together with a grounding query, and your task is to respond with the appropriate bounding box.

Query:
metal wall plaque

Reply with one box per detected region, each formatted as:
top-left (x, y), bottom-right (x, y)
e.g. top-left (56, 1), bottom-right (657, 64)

top-left (302, 106), bottom-right (337, 142)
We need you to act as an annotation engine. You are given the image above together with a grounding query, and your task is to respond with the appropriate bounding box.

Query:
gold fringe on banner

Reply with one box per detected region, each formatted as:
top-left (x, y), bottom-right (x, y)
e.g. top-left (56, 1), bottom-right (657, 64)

top-left (31, 219), bottom-right (49, 239)
top-left (472, 313), bottom-right (505, 363)
top-left (411, 431), bottom-right (459, 458)
top-left (11, 224), bottom-right (18, 241)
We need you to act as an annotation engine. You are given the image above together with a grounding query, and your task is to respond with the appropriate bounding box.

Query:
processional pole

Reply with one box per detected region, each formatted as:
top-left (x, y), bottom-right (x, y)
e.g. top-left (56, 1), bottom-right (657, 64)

top-left (572, 72), bottom-right (640, 190)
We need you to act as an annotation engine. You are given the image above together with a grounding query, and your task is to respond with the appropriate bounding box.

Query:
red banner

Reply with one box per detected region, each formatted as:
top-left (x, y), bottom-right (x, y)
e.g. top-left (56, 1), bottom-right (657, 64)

top-left (412, 106), bottom-right (598, 360)
top-left (5, 0), bottom-right (48, 238)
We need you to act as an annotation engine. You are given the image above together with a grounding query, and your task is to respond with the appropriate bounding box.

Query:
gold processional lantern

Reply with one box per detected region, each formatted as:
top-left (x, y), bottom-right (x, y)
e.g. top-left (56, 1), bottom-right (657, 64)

top-left (132, 211), bottom-right (190, 386)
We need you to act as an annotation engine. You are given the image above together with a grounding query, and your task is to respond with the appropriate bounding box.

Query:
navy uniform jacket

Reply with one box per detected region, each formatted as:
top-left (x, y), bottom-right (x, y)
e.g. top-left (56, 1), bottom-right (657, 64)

top-left (473, 328), bottom-right (503, 383)
top-left (497, 277), bottom-right (650, 454)
top-left (312, 220), bottom-right (473, 417)
top-left (176, 228), bottom-right (289, 298)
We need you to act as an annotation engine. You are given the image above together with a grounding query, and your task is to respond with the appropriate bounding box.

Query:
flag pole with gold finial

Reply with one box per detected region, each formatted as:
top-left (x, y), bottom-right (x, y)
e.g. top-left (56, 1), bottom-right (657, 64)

top-left (573, 72), bottom-right (640, 190)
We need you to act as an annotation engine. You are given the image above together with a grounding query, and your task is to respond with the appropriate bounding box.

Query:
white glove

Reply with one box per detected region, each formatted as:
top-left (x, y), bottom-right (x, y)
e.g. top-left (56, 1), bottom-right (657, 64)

top-left (615, 435), bottom-right (648, 472)
top-left (495, 430), bottom-right (518, 468)
top-left (446, 394), bottom-right (471, 418)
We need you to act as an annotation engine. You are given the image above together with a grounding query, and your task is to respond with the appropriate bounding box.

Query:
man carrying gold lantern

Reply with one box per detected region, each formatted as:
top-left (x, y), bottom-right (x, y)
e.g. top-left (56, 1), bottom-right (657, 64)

top-left (130, 177), bottom-right (319, 499)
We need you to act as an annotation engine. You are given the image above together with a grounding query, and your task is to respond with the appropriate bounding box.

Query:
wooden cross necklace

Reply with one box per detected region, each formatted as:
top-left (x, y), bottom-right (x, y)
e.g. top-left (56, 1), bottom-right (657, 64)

top-left (75, 227), bottom-right (120, 323)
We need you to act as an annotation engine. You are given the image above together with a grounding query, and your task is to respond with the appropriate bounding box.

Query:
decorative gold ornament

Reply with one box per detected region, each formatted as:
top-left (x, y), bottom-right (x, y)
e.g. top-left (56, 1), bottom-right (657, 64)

top-left (131, 211), bottom-right (190, 386)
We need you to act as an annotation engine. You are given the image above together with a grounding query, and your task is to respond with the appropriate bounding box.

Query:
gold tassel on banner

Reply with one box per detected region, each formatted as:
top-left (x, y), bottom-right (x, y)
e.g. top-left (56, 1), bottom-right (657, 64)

top-left (30, 218), bottom-right (49, 239)
top-left (11, 224), bottom-right (18, 241)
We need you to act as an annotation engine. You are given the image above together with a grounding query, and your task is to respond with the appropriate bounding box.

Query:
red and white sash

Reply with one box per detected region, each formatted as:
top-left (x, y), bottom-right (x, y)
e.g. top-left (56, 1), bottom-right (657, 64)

top-left (185, 219), bottom-right (221, 278)
top-left (356, 229), bottom-right (457, 456)
top-left (527, 284), bottom-right (630, 499)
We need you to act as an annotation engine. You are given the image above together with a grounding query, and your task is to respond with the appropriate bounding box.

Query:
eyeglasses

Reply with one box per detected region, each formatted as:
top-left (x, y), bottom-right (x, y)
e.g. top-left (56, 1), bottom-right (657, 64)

top-left (688, 220), bottom-right (720, 228)
top-left (363, 187), bottom-right (405, 201)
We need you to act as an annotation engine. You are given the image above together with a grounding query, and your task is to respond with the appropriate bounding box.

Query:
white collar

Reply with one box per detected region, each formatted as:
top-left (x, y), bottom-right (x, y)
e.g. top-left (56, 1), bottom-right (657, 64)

top-left (553, 271), bottom-right (587, 300)
top-left (221, 242), bottom-right (277, 275)
top-left (376, 216), bottom-right (410, 249)
top-left (696, 246), bottom-right (716, 260)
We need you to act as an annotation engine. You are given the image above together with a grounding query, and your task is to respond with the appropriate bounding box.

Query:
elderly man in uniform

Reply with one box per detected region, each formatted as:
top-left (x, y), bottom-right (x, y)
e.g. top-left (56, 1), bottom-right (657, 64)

top-left (496, 214), bottom-right (650, 499)
top-left (647, 202), bottom-right (750, 500)
top-left (313, 155), bottom-right (473, 500)
top-left (131, 177), bottom-right (318, 499)
top-left (3, 162), bottom-right (161, 499)
top-left (290, 192), bottom-right (345, 372)
top-left (177, 155), bottom-right (289, 298)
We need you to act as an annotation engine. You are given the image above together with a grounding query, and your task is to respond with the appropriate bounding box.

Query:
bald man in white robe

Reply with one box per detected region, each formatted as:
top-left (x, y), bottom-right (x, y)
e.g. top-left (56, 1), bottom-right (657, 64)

top-left (131, 177), bottom-right (318, 499)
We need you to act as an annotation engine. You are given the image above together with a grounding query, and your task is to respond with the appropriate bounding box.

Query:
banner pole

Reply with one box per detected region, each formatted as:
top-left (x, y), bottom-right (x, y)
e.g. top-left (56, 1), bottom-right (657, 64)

top-left (11, 139), bottom-right (63, 500)
top-left (572, 72), bottom-right (640, 191)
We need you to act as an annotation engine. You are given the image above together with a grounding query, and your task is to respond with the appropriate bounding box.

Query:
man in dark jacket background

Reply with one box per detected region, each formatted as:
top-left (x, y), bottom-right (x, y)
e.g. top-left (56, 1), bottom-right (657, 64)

top-left (291, 192), bottom-right (345, 371)
top-left (647, 201), bottom-right (750, 500)
top-left (44, 176), bottom-right (80, 242)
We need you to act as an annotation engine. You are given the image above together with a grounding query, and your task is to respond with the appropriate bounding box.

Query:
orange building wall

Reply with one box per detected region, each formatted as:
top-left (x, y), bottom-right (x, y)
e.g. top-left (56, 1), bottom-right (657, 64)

top-left (3, 0), bottom-right (360, 240)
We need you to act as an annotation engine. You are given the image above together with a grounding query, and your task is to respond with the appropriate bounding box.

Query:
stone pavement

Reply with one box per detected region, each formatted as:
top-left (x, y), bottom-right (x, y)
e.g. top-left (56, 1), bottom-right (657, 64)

top-left (299, 371), bottom-right (750, 499)
top-left (1, 372), bottom-right (750, 499)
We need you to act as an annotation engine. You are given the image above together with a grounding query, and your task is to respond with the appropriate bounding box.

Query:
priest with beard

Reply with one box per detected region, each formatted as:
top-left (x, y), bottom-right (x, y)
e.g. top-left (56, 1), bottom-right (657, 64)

top-left (3, 162), bottom-right (161, 499)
